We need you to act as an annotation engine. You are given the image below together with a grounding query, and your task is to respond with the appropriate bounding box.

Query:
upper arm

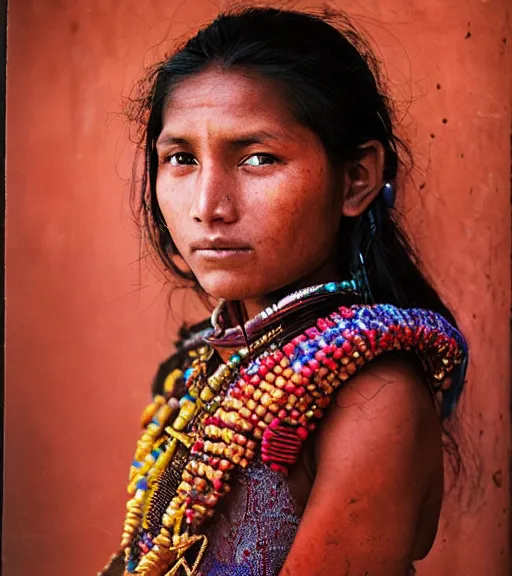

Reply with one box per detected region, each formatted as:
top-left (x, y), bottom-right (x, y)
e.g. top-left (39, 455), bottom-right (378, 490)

top-left (279, 356), bottom-right (442, 576)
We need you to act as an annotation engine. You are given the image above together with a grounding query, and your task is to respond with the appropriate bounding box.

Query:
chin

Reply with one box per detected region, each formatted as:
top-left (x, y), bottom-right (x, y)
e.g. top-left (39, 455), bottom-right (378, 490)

top-left (196, 270), bottom-right (269, 303)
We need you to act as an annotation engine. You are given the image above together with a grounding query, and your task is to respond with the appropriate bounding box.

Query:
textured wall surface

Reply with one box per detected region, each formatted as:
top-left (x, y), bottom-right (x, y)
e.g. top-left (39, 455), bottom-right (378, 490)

top-left (4, 1), bottom-right (510, 575)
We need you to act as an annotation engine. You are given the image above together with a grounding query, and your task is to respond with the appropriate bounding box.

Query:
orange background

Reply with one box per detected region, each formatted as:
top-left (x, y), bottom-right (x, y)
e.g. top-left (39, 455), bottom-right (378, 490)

top-left (4, 1), bottom-right (511, 575)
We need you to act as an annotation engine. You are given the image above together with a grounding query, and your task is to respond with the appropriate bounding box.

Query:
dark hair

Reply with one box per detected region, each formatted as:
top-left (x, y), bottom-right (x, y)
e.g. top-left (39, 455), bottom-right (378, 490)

top-left (128, 5), bottom-right (473, 491)
top-left (131, 7), bottom-right (455, 320)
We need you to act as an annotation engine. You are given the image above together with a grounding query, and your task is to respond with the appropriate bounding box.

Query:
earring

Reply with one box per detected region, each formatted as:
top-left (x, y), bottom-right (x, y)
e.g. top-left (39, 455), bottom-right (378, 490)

top-left (381, 181), bottom-right (395, 207)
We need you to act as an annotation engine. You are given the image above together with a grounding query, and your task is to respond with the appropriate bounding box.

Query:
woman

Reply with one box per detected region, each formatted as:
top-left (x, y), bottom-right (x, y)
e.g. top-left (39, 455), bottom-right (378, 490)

top-left (100, 7), bottom-right (468, 576)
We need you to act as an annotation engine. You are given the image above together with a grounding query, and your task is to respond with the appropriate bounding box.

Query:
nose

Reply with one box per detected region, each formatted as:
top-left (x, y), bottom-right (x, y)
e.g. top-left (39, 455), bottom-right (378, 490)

top-left (189, 161), bottom-right (238, 225)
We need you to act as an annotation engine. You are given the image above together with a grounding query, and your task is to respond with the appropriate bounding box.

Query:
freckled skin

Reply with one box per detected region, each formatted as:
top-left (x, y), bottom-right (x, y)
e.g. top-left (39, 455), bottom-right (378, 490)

top-left (155, 68), bottom-right (343, 315)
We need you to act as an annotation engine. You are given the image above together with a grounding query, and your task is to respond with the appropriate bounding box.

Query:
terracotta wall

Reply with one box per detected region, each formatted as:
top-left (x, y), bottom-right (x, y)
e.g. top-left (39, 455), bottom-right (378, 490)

top-left (4, 1), bottom-right (510, 575)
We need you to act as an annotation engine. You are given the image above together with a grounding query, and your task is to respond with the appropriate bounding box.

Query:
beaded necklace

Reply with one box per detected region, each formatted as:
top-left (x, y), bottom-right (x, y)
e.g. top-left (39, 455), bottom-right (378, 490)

top-left (101, 282), bottom-right (467, 576)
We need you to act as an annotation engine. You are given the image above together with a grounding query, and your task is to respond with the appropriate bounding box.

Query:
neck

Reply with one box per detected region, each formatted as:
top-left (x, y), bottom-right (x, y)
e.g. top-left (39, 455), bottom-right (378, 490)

top-left (242, 258), bottom-right (342, 319)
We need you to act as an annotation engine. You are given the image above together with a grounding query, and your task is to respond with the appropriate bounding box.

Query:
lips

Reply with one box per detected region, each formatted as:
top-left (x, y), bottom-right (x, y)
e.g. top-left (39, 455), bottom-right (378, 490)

top-left (191, 237), bottom-right (252, 252)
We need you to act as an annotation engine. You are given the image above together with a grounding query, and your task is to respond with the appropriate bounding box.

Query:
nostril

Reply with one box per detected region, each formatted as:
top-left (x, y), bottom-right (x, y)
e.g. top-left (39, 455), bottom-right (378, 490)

top-left (193, 216), bottom-right (201, 223)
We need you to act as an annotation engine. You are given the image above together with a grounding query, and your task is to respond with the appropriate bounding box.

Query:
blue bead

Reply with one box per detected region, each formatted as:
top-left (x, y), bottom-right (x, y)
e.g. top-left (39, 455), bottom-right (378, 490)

top-left (180, 393), bottom-right (194, 406)
top-left (292, 360), bottom-right (303, 372)
top-left (132, 460), bottom-right (142, 468)
top-left (184, 368), bottom-right (194, 380)
top-left (136, 478), bottom-right (148, 491)
top-left (230, 354), bottom-right (241, 364)
top-left (325, 282), bottom-right (338, 292)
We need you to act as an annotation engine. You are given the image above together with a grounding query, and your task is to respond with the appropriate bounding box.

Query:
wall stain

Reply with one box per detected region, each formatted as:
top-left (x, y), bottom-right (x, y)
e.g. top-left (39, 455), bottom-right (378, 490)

top-left (492, 469), bottom-right (503, 488)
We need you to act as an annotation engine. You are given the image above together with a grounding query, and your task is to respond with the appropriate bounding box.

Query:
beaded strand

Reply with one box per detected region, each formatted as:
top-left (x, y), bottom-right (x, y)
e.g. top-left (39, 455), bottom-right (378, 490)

top-left (109, 300), bottom-right (466, 576)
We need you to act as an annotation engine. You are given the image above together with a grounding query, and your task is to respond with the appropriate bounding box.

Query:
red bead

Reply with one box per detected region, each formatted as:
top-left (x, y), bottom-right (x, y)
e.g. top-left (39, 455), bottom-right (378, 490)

top-left (283, 343), bottom-right (295, 356)
top-left (270, 463), bottom-right (289, 476)
top-left (307, 359), bottom-right (320, 371)
top-left (250, 375), bottom-right (261, 386)
top-left (192, 440), bottom-right (204, 453)
top-left (273, 350), bottom-right (284, 361)
top-left (258, 365), bottom-right (269, 376)
top-left (315, 350), bottom-right (326, 362)
top-left (297, 427), bottom-right (309, 440)
top-left (213, 478), bottom-right (223, 492)
top-left (300, 366), bottom-right (313, 378)
top-left (284, 382), bottom-right (296, 394)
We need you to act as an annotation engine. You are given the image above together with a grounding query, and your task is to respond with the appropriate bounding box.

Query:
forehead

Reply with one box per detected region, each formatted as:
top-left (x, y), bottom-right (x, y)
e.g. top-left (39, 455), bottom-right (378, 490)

top-left (162, 67), bottom-right (298, 133)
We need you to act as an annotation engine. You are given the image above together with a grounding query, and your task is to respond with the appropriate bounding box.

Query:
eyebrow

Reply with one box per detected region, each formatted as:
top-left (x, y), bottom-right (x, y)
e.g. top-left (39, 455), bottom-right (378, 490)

top-left (155, 130), bottom-right (282, 150)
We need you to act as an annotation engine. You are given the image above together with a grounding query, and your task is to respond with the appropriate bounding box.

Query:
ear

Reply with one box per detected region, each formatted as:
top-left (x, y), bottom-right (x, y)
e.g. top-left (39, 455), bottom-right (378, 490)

top-left (342, 140), bottom-right (385, 217)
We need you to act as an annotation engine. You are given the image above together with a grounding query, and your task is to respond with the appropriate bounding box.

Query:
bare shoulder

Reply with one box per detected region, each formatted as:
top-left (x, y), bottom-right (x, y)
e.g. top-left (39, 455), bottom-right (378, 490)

top-left (315, 353), bottom-right (443, 502)
top-left (279, 354), bottom-right (443, 575)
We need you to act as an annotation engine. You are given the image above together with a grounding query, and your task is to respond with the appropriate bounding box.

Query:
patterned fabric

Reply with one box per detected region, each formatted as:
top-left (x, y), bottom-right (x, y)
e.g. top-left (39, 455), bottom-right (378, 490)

top-left (197, 460), bottom-right (299, 576)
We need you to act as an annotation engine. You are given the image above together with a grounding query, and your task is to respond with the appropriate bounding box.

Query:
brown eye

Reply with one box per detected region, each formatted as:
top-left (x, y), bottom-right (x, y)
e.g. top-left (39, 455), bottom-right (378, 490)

top-left (242, 154), bottom-right (277, 167)
top-left (168, 153), bottom-right (197, 166)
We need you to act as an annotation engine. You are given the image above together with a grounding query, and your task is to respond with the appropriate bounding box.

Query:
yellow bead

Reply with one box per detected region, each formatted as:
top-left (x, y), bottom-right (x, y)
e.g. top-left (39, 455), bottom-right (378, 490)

top-left (200, 387), bottom-right (215, 402)
top-left (193, 504), bottom-right (207, 515)
top-left (260, 393), bottom-right (272, 407)
top-left (275, 376), bottom-right (286, 388)
top-left (140, 403), bottom-right (158, 427)
top-left (246, 399), bottom-right (257, 411)
top-left (172, 416), bottom-right (187, 431)
top-left (163, 369), bottom-right (183, 396)
top-left (239, 407), bottom-right (251, 419)
top-left (255, 405), bottom-right (266, 417)
top-left (229, 398), bottom-right (243, 411)
top-left (239, 420), bottom-right (253, 433)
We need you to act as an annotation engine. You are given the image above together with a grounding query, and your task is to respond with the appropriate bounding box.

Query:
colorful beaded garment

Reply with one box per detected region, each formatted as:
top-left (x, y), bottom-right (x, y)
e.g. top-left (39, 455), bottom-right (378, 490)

top-left (99, 282), bottom-right (467, 576)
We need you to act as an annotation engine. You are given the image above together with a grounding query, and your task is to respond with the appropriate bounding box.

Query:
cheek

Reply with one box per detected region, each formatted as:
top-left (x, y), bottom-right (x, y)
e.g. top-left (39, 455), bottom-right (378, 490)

top-left (252, 168), bottom-right (340, 252)
top-left (156, 179), bottom-right (188, 242)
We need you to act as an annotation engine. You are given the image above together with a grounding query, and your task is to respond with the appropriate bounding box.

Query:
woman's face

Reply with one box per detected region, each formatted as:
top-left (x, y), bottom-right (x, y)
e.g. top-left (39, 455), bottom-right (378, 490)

top-left (156, 68), bottom-right (345, 309)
